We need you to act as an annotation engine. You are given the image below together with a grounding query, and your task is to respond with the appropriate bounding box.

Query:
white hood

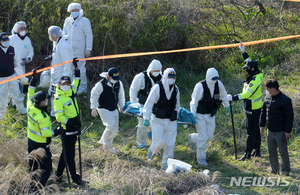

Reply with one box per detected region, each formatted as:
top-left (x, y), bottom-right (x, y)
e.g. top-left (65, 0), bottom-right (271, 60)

top-left (206, 67), bottom-right (219, 86)
top-left (146, 59), bottom-right (162, 73)
top-left (100, 72), bottom-right (108, 78)
top-left (162, 68), bottom-right (176, 94)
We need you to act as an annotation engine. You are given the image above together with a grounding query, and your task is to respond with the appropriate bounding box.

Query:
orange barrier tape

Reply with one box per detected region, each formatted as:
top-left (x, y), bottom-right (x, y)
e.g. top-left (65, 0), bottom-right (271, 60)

top-left (280, 0), bottom-right (300, 2)
top-left (1, 34), bottom-right (300, 85)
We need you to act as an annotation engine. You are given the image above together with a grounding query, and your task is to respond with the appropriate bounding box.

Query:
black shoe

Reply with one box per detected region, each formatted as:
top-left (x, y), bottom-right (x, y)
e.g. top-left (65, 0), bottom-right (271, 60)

top-left (73, 179), bottom-right (89, 185)
top-left (251, 150), bottom-right (261, 157)
top-left (56, 176), bottom-right (63, 183)
top-left (239, 152), bottom-right (251, 161)
top-left (270, 170), bottom-right (279, 175)
top-left (282, 171), bottom-right (289, 176)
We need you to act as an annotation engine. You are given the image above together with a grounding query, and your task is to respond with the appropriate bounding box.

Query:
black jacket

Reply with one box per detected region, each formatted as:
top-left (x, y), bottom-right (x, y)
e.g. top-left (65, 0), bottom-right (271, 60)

top-left (260, 92), bottom-right (293, 133)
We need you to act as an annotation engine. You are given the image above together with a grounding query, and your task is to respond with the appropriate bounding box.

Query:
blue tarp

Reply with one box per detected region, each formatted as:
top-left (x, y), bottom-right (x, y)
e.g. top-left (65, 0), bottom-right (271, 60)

top-left (123, 102), bottom-right (195, 126)
top-left (177, 107), bottom-right (196, 126)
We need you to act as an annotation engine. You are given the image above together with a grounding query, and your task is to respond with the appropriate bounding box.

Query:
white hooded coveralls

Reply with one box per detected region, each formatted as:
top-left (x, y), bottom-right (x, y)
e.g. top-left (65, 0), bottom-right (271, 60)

top-left (48, 38), bottom-right (73, 116)
top-left (9, 34), bottom-right (34, 84)
top-left (90, 74), bottom-right (125, 148)
top-left (129, 59), bottom-right (162, 146)
top-left (143, 68), bottom-right (180, 168)
top-left (190, 68), bottom-right (229, 161)
top-left (63, 9), bottom-right (93, 94)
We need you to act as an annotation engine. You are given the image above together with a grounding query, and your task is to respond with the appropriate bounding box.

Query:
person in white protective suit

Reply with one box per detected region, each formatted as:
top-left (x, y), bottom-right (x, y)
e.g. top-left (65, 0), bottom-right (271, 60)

top-left (90, 67), bottom-right (125, 153)
top-left (46, 26), bottom-right (73, 117)
top-left (9, 21), bottom-right (34, 91)
top-left (143, 68), bottom-right (180, 170)
top-left (63, 2), bottom-right (93, 94)
top-left (0, 32), bottom-right (27, 118)
top-left (129, 59), bottom-right (162, 148)
top-left (189, 68), bottom-right (230, 166)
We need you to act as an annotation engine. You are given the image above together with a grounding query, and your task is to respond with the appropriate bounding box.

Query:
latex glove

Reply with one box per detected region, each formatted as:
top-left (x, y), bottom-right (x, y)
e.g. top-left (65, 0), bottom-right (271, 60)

top-left (227, 94), bottom-right (232, 101)
top-left (19, 77), bottom-right (29, 84)
top-left (91, 109), bottom-right (98, 117)
top-left (85, 50), bottom-right (91, 57)
top-left (119, 107), bottom-right (123, 113)
top-left (23, 57), bottom-right (31, 63)
top-left (239, 43), bottom-right (245, 52)
top-left (144, 119), bottom-right (150, 127)
top-left (226, 107), bottom-right (231, 116)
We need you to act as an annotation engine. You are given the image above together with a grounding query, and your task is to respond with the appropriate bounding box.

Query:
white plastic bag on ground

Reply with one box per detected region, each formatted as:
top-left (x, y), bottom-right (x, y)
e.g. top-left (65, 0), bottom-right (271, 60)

top-left (166, 158), bottom-right (192, 175)
top-left (38, 70), bottom-right (51, 88)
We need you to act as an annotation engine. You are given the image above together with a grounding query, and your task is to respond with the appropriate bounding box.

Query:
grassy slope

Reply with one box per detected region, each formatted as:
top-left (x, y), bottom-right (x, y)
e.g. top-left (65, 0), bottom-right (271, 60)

top-left (1, 49), bottom-right (300, 195)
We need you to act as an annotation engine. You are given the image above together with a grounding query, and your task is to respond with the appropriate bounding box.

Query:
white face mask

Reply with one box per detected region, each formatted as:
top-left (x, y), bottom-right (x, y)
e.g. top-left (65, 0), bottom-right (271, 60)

top-left (266, 90), bottom-right (271, 96)
top-left (44, 99), bottom-right (48, 106)
top-left (19, 30), bottom-right (26, 36)
top-left (49, 35), bottom-right (53, 41)
top-left (60, 85), bottom-right (71, 91)
top-left (2, 41), bottom-right (10, 48)
top-left (168, 78), bottom-right (175, 85)
top-left (71, 12), bottom-right (79, 18)
top-left (151, 71), bottom-right (160, 77)
top-left (109, 79), bottom-right (117, 84)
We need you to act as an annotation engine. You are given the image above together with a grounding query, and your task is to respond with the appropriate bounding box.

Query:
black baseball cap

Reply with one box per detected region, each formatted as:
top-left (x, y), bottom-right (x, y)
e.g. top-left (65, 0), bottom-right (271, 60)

top-left (168, 71), bottom-right (176, 78)
top-left (34, 91), bottom-right (47, 103)
top-left (0, 32), bottom-right (9, 41)
top-left (59, 76), bottom-right (71, 84)
top-left (108, 67), bottom-right (120, 80)
top-left (242, 60), bottom-right (258, 69)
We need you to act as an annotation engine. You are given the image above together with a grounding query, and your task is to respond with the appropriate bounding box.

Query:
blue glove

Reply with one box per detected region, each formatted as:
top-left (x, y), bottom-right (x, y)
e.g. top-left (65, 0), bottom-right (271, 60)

top-left (226, 107), bottom-right (231, 116)
top-left (147, 131), bottom-right (152, 139)
top-left (144, 119), bottom-right (150, 127)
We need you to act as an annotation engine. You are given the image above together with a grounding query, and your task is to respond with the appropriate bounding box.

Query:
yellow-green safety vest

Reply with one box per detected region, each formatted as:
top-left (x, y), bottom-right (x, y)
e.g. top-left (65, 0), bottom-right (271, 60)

top-left (240, 72), bottom-right (263, 111)
top-left (53, 78), bottom-right (80, 130)
top-left (27, 86), bottom-right (52, 143)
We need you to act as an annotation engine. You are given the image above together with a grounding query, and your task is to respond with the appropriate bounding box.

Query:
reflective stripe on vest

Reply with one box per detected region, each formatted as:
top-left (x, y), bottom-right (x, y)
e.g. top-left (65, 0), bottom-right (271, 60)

top-left (40, 127), bottom-right (50, 131)
top-left (251, 96), bottom-right (263, 103)
top-left (28, 114), bottom-right (38, 123)
top-left (72, 85), bottom-right (77, 92)
top-left (29, 127), bottom-right (42, 136)
top-left (66, 131), bottom-right (78, 135)
top-left (64, 100), bottom-right (73, 106)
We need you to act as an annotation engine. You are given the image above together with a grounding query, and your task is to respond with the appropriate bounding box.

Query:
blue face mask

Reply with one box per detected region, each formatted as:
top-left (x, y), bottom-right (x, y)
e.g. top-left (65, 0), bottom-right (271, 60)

top-left (71, 12), bottom-right (79, 18)
top-left (2, 41), bottom-right (10, 48)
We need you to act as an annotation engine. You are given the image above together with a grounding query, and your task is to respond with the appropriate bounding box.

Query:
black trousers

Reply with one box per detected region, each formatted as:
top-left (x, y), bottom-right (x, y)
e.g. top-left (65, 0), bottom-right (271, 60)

top-left (245, 109), bottom-right (261, 153)
top-left (56, 133), bottom-right (80, 181)
top-left (27, 138), bottom-right (52, 187)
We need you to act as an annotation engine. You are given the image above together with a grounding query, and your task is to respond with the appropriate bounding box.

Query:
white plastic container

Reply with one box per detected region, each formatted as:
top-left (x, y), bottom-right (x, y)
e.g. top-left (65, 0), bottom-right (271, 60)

top-left (166, 158), bottom-right (192, 174)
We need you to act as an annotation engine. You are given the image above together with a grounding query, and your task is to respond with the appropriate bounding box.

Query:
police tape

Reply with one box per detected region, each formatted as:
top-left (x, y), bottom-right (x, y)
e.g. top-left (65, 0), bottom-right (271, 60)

top-left (1, 34), bottom-right (300, 85)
